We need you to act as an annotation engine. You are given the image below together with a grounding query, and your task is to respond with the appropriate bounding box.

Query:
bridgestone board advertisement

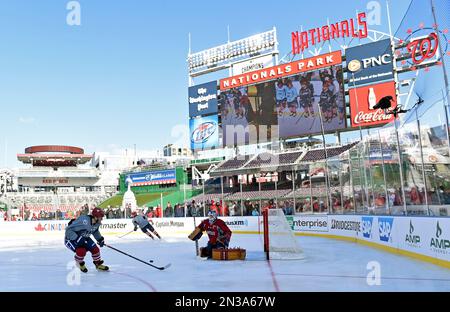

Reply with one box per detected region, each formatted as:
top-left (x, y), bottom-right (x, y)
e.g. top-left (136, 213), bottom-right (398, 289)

top-left (0, 215), bottom-right (448, 264)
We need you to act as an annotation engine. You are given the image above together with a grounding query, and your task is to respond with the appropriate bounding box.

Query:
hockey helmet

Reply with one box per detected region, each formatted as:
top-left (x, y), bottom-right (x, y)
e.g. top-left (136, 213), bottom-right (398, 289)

top-left (91, 207), bottom-right (105, 219)
top-left (208, 210), bottom-right (217, 223)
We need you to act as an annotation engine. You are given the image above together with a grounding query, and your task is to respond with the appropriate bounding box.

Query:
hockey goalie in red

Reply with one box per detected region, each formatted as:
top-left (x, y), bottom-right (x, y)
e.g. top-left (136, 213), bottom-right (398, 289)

top-left (189, 211), bottom-right (232, 259)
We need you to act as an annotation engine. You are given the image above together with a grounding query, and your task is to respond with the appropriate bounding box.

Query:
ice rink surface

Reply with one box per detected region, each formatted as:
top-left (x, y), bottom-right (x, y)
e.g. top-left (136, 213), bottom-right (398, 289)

top-left (1, 234), bottom-right (449, 292)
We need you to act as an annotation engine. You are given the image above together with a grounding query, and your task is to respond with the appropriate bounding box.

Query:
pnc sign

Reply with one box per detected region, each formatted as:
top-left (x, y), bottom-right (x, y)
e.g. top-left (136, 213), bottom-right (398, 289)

top-left (346, 39), bottom-right (394, 87)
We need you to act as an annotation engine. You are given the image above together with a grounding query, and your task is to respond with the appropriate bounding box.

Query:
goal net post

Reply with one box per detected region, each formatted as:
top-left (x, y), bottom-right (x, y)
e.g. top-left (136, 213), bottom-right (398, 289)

top-left (263, 208), bottom-right (304, 260)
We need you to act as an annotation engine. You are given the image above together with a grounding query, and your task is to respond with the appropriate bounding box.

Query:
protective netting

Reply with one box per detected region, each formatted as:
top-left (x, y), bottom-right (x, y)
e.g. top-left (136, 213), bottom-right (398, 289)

top-left (265, 209), bottom-right (304, 260)
top-left (394, 0), bottom-right (449, 106)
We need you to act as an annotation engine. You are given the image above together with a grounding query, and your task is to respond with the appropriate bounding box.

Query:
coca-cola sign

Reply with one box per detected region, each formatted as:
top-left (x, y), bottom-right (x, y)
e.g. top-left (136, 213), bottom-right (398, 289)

top-left (353, 109), bottom-right (392, 125)
top-left (349, 81), bottom-right (396, 127)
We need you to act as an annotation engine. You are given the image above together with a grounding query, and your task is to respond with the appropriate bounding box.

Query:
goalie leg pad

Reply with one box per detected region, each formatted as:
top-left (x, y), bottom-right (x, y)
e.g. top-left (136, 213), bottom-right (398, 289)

top-left (212, 248), bottom-right (247, 261)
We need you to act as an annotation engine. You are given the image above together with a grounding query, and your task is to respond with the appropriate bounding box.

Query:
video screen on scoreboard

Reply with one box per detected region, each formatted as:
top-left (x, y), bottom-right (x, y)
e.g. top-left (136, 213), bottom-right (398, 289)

top-left (220, 83), bottom-right (278, 147)
top-left (220, 65), bottom-right (346, 147)
top-left (277, 65), bottom-right (346, 138)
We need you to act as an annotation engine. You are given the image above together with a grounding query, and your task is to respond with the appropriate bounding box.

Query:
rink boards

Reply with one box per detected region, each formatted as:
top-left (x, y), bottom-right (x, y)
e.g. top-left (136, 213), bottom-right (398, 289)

top-left (0, 215), bottom-right (448, 268)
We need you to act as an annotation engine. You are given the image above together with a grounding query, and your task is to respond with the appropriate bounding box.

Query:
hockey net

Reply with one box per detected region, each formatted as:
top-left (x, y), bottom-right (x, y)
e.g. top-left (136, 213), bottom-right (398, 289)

top-left (263, 209), bottom-right (304, 260)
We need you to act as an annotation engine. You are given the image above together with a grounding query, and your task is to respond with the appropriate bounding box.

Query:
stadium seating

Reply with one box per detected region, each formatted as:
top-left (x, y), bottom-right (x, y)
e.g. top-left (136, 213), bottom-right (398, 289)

top-left (299, 143), bottom-right (358, 162)
top-left (3, 191), bottom-right (109, 215)
top-left (277, 151), bottom-right (304, 165)
top-left (226, 189), bottom-right (291, 200)
top-left (214, 155), bottom-right (253, 171)
top-left (187, 193), bottom-right (232, 204)
top-left (244, 153), bottom-right (277, 169)
top-left (284, 186), bottom-right (342, 198)
top-left (212, 143), bottom-right (357, 174)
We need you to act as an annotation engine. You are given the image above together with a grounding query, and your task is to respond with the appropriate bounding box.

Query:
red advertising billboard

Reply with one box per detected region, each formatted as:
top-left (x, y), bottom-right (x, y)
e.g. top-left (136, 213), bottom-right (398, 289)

top-left (349, 81), bottom-right (396, 128)
top-left (220, 51), bottom-right (342, 91)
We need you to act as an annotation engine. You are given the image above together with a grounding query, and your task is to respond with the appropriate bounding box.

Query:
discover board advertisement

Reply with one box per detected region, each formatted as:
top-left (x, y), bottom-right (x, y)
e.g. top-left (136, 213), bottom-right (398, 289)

top-left (0, 215), bottom-right (448, 265)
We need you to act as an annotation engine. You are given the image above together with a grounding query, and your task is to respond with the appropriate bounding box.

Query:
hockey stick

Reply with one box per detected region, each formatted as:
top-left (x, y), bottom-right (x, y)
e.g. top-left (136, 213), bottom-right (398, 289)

top-left (308, 115), bottom-right (317, 131)
top-left (105, 244), bottom-right (171, 270)
top-left (118, 230), bottom-right (134, 239)
top-left (193, 215), bottom-right (199, 256)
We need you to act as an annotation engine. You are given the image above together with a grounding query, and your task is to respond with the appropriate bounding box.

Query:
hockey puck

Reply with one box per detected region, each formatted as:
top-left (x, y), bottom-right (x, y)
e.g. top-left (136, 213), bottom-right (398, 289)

top-left (149, 260), bottom-right (154, 263)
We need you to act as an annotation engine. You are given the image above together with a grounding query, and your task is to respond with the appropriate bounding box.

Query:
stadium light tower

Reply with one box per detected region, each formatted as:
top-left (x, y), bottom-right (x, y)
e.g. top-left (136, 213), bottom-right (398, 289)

top-left (187, 28), bottom-right (279, 82)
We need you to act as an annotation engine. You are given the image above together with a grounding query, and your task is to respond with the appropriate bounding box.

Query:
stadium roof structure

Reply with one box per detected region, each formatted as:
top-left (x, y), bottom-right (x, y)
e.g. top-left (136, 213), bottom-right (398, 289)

top-left (210, 142), bottom-right (359, 177)
top-left (17, 145), bottom-right (93, 167)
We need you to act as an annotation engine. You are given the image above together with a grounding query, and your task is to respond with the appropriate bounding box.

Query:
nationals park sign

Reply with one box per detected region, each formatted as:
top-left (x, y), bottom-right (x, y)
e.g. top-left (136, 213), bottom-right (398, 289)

top-left (220, 51), bottom-right (342, 91)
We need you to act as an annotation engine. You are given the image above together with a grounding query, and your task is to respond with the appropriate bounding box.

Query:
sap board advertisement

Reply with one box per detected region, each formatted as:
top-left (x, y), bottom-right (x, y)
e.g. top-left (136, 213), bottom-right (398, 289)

top-left (303, 215), bottom-right (449, 263)
top-left (0, 216), bottom-right (448, 264)
top-left (188, 81), bottom-right (218, 117)
top-left (357, 216), bottom-right (396, 249)
top-left (190, 115), bottom-right (219, 151)
top-left (356, 216), bottom-right (449, 263)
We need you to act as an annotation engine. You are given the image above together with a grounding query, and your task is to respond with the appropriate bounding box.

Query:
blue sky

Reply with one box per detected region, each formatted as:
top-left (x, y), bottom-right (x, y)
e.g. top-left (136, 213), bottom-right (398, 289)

top-left (0, 0), bottom-right (426, 167)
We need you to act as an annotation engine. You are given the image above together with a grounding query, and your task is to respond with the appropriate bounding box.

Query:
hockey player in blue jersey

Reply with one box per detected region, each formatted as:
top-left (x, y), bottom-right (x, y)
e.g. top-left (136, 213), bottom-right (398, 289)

top-left (299, 78), bottom-right (314, 117)
top-left (64, 207), bottom-right (109, 273)
top-left (275, 79), bottom-right (287, 116)
top-left (131, 211), bottom-right (161, 240)
top-left (285, 79), bottom-right (298, 117)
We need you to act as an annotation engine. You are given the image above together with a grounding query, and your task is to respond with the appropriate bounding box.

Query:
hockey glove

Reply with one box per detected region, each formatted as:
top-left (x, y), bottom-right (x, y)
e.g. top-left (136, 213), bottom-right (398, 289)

top-left (97, 237), bottom-right (105, 247)
top-left (188, 227), bottom-right (203, 241)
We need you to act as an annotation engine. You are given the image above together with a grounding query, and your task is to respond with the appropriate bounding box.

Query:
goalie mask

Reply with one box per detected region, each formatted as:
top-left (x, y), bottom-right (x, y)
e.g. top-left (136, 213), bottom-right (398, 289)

top-left (208, 210), bottom-right (217, 224)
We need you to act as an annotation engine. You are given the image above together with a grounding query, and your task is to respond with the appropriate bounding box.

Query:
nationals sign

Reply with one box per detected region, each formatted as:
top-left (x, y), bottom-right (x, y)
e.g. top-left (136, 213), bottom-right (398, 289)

top-left (292, 13), bottom-right (368, 55)
top-left (349, 81), bottom-right (396, 127)
top-left (399, 27), bottom-right (448, 70)
top-left (220, 51), bottom-right (342, 90)
top-left (407, 32), bottom-right (439, 65)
